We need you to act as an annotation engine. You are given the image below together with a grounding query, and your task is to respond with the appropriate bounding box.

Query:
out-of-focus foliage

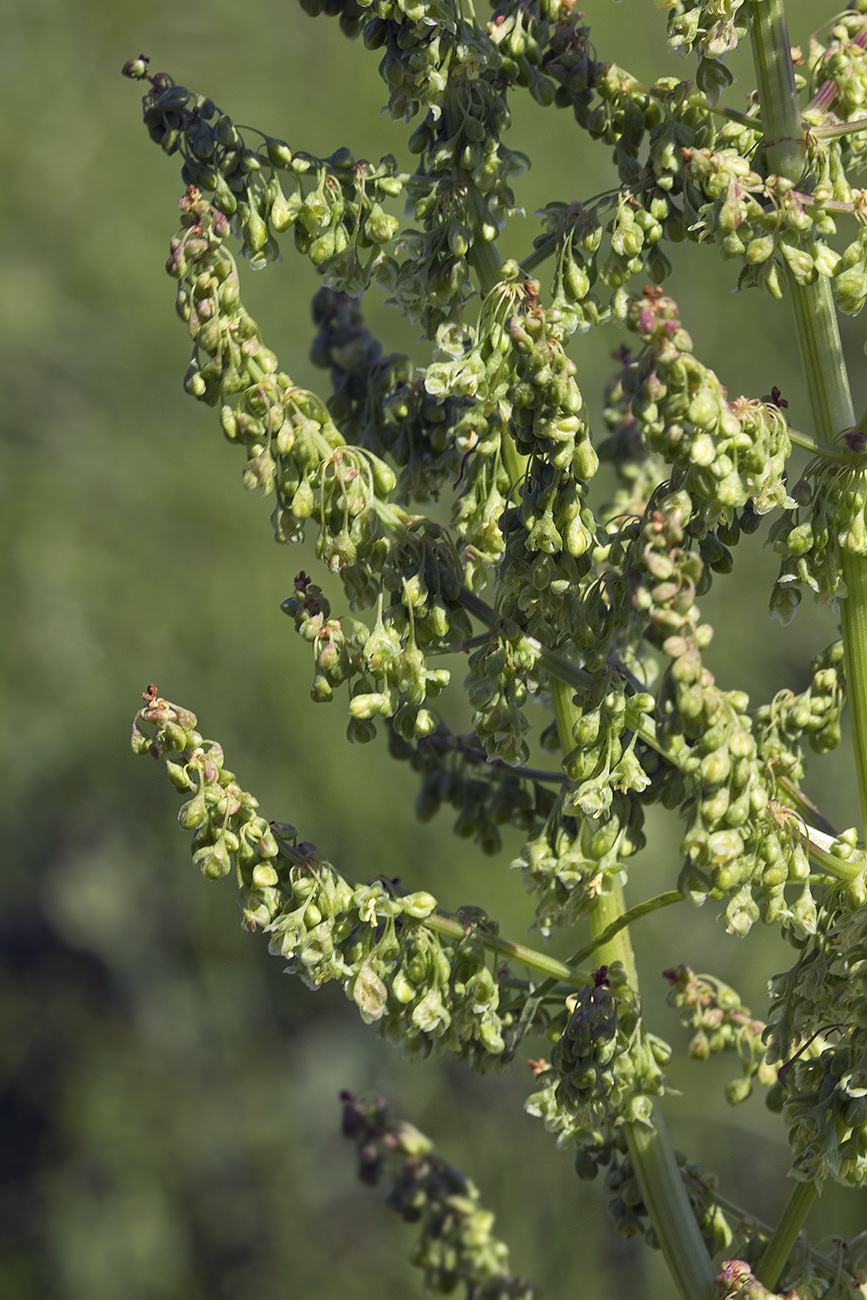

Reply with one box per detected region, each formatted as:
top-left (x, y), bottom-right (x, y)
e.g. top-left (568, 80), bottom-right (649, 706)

top-left (2, 2), bottom-right (866, 1298)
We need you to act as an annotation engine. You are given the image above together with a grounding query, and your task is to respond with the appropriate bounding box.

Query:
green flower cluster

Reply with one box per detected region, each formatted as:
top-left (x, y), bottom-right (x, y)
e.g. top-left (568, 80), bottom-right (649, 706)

top-left (131, 689), bottom-right (526, 1069)
top-left (168, 188), bottom-right (280, 405)
top-left (765, 897), bottom-right (867, 1187)
top-left (660, 0), bottom-right (752, 65)
top-left (549, 965), bottom-right (673, 1129)
top-left (464, 628), bottom-right (540, 763)
top-left (512, 783), bottom-right (645, 938)
top-left (806, 8), bottom-right (867, 195)
top-left (624, 490), bottom-right (816, 936)
top-left (621, 288), bottom-right (792, 522)
top-left (312, 0), bottom-right (489, 123)
top-left (770, 460), bottom-right (867, 623)
top-left (705, 163), bottom-right (867, 315)
top-left (340, 1091), bottom-right (539, 1299)
top-left (543, 44), bottom-right (761, 224)
top-left (309, 285), bottom-right (466, 502)
top-left (535, 27), bottom-right (867, 319)
top-left (497, 294), bottom-right (606, 643)
top-left (309, 285), bottom-right (513, 581)
top-left (538, 7), bottom-right (598, 118)
top-left (511, 671), bottom-right (651, 938)
top-left (536, 193), bottom-right (671, 337)
top-left (167, 188), bottom-right (410, 595)
top-left (123, 56), bottom-right (403, 279)
top-left (663, 965), bottom-right (773, 1105)
top-left (395, 74), bottom-right (525, 328)
top-left (597, 348), bottom-right (669, 521)
top-left (752, 641), bottom-right (846, 780)
top-left (282, 550), bottom-right (468, 743)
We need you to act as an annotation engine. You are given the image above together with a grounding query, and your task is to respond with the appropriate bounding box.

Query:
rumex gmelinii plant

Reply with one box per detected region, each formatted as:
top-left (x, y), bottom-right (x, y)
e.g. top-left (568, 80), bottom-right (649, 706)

top-left (124, 0), bottom-right (867, 1295)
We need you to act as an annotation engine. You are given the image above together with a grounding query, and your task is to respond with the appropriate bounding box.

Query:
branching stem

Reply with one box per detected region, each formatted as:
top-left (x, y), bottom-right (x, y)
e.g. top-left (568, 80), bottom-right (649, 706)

top-left (551, 679), bottom-right (716, 1300)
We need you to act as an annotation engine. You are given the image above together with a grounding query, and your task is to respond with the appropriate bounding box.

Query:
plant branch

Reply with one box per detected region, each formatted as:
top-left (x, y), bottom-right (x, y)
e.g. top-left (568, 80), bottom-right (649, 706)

top-left (426, 911), bottom-right (585, 986)
top-left (565, 891), bottom-right (685, 968)
top-left (551, 679), bottom-right (716, 1300)
top-left (755, 1180), bottom-right (818, 1293)
top-left (751, 0), bottom-right (867, 839)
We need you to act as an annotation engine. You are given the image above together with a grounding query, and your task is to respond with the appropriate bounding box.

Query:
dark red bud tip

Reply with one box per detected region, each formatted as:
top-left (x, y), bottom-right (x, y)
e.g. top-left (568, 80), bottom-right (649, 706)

top-left (122, 55), bottom-right (150, 79)
top-left (845, 429), bottom-right (867, 452)
top-left (763, 385), bottom-right (788, 409)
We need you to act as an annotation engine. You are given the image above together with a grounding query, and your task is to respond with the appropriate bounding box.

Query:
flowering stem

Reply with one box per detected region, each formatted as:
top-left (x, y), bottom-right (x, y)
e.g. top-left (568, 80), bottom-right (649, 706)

top-left (565, 890), bottom-right (684, 967)
top-left (749, 0), bottom-right (860, 1269)
top-left (551, 678), bottom-right (716, 1300)
top-left (426, 911), bottom-right (583, 986)
top-left (751, 0), bottom-right (867, 837)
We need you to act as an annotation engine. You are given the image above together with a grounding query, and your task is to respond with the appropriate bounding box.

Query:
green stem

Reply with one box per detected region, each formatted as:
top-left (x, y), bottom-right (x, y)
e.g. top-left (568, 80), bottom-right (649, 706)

top-left (751, 1), bottom-right (867, 839)
top-left (426, 911), bottom-right (584, 986)
top-left (551, 679), bottom-right (716, 1300)
top-left (787, 424), bottom-right (861, 461)
top-left (749, 1), bottom-right (854, 1274)
top-left (749, 0), bottom-right (805, 182)
top-left (755, 1180), bottom-right (818, 1292)
top-left (566, 890), bottom-right (684, 967)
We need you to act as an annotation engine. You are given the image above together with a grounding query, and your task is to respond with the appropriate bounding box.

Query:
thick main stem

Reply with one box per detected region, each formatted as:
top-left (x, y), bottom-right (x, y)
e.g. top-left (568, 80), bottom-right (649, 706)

top-left (749, 0), bottom-right (859, 1281)
top-left (552, 680), bottom-right (716, 1300)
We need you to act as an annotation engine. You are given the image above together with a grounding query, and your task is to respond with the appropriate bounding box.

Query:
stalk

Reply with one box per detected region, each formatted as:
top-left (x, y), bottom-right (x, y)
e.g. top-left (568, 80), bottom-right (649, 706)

top-left (552, 679), bottom-right (716, 1300)
top-left (749, 0), bottom-right (861, 1278)
top-left (426, 911), bottom-right (583, 986)
top-left (755, 1181), bottom-right (818, 1294)
top-left (751, 6), bottom-right (867, 829)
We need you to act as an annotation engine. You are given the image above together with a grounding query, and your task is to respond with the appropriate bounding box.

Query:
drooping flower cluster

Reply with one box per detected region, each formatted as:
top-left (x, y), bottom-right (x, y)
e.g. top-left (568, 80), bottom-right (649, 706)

top-left (123, 56), bottom-right (403, 281)
top-left (524, 968), bottom-right (731, 1254)
top-left (663, 965), bottom-right (774, 1105)
top-left (166, 187), bottom-right (405, 580)
top-left (752, 640), bottom-right (846, 779)
top-left (388, 718), bottom-right (553, 856)
top-left (623, 490), bottom-right (817, 936)
top-left (340, 1090), bottom-right (539, 1299)
top-left (770, 451), bottom-right (867, 623)
top-left (131, 688), bottom-right (548, 1070)
top-left (764, 897), bottom-right (867, 1187)
top-left (621, 288), bottom-right (793, 522)
top-left (805, 8), bottom-right (867, 200)
top-left (549, 966), bottom-right (673, 1129)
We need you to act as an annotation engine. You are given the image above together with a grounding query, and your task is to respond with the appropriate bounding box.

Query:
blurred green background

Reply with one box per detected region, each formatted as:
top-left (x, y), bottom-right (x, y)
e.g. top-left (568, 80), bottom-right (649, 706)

top-left (3, 2), bottom-right (867, 1297)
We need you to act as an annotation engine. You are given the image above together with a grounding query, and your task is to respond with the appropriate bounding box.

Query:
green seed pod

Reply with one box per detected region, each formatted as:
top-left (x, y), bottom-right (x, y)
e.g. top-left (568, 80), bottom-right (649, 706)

top-left (364, 204), bottom-right (399, 244)
top-left (265, 138), bottom-right (294, 169)
top-left (401, 891), bottom-right (437, 919)
top-left (447, 217), bottom-right (471, 258)
top-left (745, 234), bottom-right (775, 264)
top-left (760, 259), bottom-right (786, 299)
top-left (271, 184), bottom-right (301, 232)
